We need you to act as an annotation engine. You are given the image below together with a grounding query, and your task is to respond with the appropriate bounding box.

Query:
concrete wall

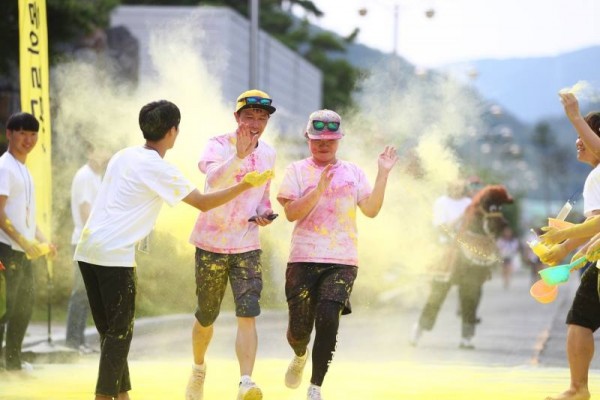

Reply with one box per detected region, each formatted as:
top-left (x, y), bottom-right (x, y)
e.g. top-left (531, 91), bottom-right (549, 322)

top-left (110, 5), bottom-right (322, 133)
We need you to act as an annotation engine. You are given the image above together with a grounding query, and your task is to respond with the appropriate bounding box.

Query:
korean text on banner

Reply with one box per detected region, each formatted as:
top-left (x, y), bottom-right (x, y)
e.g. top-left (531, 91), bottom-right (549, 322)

top-left (18, 0), bottom-right (52, 274)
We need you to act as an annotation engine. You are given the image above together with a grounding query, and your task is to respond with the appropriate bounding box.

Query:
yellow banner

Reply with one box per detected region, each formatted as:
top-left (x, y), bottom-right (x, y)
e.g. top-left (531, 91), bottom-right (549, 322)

top-left (18, 0), bottom-right (52, 246)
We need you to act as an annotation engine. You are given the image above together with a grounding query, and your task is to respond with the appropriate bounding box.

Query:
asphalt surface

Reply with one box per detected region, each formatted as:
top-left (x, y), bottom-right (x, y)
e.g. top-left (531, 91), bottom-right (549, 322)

top-left (21, 268), bottom-right (600, 370)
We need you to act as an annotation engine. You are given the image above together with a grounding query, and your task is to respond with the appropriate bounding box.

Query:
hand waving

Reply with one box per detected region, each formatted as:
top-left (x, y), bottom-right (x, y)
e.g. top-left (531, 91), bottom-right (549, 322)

top-left (378, 146), bottom-right (398, 173)
top-left (558, 92), bottom-right (582, 122)
top-left (236, 123), bottom-right (259, 159)
top-left (317, 164), bottom-right (334, 194)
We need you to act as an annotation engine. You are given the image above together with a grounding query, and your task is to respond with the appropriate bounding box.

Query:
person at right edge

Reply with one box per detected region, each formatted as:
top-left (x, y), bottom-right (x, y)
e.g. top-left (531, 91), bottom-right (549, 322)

top-left (539, 91), bottom-right (600, 400)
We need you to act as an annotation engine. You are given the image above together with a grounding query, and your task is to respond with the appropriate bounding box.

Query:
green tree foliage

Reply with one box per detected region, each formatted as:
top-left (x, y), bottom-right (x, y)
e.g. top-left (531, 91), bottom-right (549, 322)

top-left (187, 0), bottom-right (360, 110)
top-left (2, 0), bottom-right (359, 110)
top-left (0, 0), bottom-right (119, 77)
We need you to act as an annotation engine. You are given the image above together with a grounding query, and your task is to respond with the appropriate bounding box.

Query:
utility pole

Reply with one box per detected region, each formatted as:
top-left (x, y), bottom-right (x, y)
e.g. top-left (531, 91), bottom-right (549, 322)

top-left (393, 3), bottom-right (399, 56)
top-left (249, 0), bottom-right (259, 88)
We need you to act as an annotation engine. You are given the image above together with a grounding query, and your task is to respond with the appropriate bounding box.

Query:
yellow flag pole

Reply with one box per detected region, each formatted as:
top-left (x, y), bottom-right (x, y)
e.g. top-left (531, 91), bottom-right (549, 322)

top-left (18, 0), bottom-right (53, 343)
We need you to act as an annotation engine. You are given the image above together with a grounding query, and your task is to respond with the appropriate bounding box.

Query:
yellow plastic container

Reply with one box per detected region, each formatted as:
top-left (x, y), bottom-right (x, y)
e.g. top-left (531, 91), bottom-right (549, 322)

top-left (530, 279), bottom-right (558, 304)
top-left (528, 239), bottom-right (550, 259)
top-left (26, 243), bottom-right (51, 260)
top-left (548, 218), bottom-right (574, 230)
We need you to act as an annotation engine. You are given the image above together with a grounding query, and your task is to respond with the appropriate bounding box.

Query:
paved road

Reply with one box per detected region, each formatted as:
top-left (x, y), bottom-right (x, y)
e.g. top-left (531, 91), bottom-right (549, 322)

top-left (23, 268), bottom-right (600, 369)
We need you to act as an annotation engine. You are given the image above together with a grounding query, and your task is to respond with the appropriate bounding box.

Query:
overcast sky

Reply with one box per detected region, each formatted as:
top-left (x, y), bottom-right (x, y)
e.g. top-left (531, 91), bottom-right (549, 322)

top-left (295, 0), bottom-right (600, 67)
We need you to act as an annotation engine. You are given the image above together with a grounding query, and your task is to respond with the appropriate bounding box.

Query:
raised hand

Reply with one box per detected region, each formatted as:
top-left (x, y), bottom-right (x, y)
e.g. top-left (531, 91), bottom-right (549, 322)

top-left (378, 145), bottom-right (398, 172)
top-left (317, 164), bottom-right (334, 194)
top-left (558, 92), bottom-right (582, 122)
top-left (236, 123), bottom-right (259, 159)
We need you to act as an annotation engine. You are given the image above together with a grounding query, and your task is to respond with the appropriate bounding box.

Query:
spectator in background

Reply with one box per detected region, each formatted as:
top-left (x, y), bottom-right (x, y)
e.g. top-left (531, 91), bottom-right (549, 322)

top-left (496, 226), bottom-right (521, 290)
top-left (410, 179), bottom-right (471, 346)
top-left (65, 141), bottom-right (110, 353)
top-left (0, 112), bottom-right (57, 370)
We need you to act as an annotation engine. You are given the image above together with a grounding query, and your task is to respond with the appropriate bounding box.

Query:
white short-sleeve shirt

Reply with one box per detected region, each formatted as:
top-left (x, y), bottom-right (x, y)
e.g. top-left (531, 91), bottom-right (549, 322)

top-left (432, 195), bottom-right (471, 227)
top-left (583, 164), bottom-right (600, 217)
top-left (74, 146), bottom-right (194, 267)
top-left (189, 132), bottom-right (275, 254)
top-left (0, 152), bottom-right (36, 251)
top-left (277, 158), bottom-right (372, 266)
top-left (71, 164), bottom-right (102, 245)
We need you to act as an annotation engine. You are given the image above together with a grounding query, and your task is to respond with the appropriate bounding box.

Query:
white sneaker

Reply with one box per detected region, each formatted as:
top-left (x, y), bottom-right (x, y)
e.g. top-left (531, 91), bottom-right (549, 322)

top-left (285, 348), bottom-right (309, 389)
top-left (19, 361), bottom-right (34, 372)
top-left (307, 385), bottom-right (323, 400)
top-left (459, 337), bottom-right (475, 350)
top-left (237, 380), bottom-right (263, 400)
top-left (409, 322), bottom-right (422, 347)
top-left (185, 365), bottom-right (206, 400)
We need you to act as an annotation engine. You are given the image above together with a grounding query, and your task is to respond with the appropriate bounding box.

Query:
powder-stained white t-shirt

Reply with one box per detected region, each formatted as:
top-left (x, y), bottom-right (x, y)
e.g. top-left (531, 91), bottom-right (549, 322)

top-left (0, 151), bottom-right (36, 251)
top-left (277, 158), bottom-right (372, 266)
top-left (189, 132), bottom-right (275, 254)
top-left (432, 195), bottom-right (471, 227)
top-left (75, 146), bottom-right (194, 267)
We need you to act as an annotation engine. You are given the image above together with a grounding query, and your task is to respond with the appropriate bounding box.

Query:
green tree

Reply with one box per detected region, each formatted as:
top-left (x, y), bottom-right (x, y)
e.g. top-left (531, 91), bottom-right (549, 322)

top-left (2, 0), bottom-right (360, 110)
top-left (183, 0), bottom-right (360, 110)
top-left (0, 0), bottom-right (119, 77)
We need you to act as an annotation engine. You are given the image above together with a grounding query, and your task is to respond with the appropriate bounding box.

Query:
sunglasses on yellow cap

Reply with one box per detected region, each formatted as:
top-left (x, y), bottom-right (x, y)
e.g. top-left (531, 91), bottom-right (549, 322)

top-left (238, 96), bottom-right (272, 106)
top-left (312, 120), bottom-right (340, 132)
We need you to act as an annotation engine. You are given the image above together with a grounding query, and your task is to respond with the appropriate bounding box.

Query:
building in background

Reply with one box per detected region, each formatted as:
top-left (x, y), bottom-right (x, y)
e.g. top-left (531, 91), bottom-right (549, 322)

top-left (111, 5), bottom-right (323, 134)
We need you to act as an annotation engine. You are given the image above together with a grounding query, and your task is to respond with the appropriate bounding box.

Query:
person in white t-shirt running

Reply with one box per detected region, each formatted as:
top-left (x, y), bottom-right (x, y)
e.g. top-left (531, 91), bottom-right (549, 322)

top-left (74, 100), bottom-right (271, 400)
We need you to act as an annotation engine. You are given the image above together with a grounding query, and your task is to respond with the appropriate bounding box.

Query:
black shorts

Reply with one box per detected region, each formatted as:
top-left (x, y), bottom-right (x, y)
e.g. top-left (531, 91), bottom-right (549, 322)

top-left (194, 248), bottom-right (263, 326)
top-left (285, 262), bottom-right (357, 315)
top-left (566, 262), bottom-right (600, 332)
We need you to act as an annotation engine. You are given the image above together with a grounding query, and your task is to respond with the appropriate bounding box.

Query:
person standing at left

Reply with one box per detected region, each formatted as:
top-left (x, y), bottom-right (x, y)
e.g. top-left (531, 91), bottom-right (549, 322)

top-left (0, 112), bottom-right (56, 370)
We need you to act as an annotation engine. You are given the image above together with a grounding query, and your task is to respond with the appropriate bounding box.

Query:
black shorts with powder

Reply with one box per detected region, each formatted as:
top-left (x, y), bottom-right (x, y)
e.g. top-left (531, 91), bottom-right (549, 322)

top-left (194, 248), bottom-right (263, 326)
top-left (285, 262), bottom-right (358, 316)
top-left (566, 262), bottom-right (600, 332)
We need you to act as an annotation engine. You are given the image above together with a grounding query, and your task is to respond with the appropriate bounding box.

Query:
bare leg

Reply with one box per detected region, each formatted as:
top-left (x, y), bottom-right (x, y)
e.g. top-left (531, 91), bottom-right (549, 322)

top-left (191, 320), bottom-right (214, 365)
top-left (236, 317), bottom-right (257, 376)
top-left (545, 324), bottom-right (593, 400)
top-left (117, 392), bottom-right (130, 400)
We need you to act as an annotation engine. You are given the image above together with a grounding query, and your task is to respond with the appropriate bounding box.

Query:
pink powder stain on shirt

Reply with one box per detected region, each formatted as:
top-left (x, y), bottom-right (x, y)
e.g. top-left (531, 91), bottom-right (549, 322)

top-left (278, 159), bottom-right (372, 265)
top-left (190, 133), bottom-right (276, 253)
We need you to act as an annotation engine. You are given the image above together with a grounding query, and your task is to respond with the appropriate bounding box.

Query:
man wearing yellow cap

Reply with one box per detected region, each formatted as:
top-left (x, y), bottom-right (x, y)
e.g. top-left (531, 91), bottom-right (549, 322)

top-left (186, 90), bottom-right (277, 400)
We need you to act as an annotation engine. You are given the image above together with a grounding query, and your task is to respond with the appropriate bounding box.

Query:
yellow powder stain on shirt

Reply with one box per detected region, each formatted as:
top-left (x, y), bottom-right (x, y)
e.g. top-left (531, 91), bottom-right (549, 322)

top-left (314, 225), bottom-right (329, 236)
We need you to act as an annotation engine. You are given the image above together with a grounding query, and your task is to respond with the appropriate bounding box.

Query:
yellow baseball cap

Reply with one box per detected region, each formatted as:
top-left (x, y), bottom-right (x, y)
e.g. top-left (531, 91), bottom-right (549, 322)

top-left (235, 89), bottom-right (276, 114)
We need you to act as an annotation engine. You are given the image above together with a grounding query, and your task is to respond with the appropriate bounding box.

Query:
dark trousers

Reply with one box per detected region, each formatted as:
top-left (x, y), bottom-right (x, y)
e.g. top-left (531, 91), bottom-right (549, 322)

top-left (286, 263), bottom-right (356, 386)
top-left (66, 246), bottom-right (90, 348)
top-left (0, 242), bottom-right (34, 370)
top-left (79, 261), bottom-right (136, 397)
top-left (419, 265), bottom-right (489, 339)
